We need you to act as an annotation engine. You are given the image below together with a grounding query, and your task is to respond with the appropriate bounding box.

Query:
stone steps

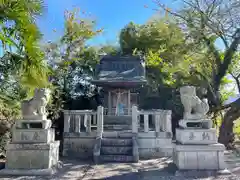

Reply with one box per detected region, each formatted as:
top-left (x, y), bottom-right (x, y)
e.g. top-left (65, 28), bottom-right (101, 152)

top-left (99, 155), bottom-right (134, 162)
top-left (104, 124), bottom-right (131, 131)
top-left (99, 132), bottom-right (136, 163)
top-left (102, 138), bottom-right (132, 146)
top-left (101, 146), bottom-right (132, 155)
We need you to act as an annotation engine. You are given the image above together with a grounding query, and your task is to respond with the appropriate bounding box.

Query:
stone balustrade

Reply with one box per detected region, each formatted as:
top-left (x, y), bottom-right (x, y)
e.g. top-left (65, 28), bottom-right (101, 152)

top-left (63, 106), bottom-right (104, 135)
top-left (132, 106), bottom-right (172, 134)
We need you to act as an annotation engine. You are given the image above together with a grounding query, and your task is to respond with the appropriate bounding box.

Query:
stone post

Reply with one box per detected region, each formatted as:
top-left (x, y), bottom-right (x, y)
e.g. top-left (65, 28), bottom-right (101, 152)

top-left (165, 111), bottom-right (172, 133)
top-left (64, 111), bottom-right (70, 133)
top-left (97, 106), bottom-right (104, 137)
top-left (132, 106), bottom-right (138, 133)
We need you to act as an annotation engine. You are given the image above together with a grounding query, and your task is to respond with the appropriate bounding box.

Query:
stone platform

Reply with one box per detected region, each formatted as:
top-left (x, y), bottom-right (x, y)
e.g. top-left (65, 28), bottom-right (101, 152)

top-left (173, 143), bottom-right (226, 170)
top-left (0, 120), bottom-right (60, 176)
top-left (176, 128), bottom-right (217, 145)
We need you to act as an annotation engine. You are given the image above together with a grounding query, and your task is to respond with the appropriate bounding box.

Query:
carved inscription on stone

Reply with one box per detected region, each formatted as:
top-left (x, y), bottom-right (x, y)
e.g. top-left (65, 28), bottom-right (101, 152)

top-left (202, 132), bottom-right (210, 140)
top-left (21, 133), bottom-right (29, 140)
top-left (20, 132), bottom-right (41, 141)
top-left (189, 132), bottom-right (196, 140)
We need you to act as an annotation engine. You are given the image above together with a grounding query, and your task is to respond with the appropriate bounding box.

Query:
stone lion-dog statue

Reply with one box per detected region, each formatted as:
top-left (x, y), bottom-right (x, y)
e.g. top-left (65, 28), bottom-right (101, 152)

top-left (21, 88), bottom-right (51, 120)
top-left (180, 86), bottom-right (209, 120)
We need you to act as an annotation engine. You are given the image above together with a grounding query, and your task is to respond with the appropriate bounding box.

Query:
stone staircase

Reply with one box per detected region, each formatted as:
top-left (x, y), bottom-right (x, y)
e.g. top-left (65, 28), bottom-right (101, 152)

top-left (93, 116), bottom-right (139, 163)
top-left (100, 135), bottom-right (134, 162)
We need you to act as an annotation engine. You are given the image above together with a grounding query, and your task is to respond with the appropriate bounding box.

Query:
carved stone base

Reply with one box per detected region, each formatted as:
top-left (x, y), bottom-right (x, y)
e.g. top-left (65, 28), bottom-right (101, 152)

top-left (179, 119), bottom-right (212, 129)
top-left (5, 141), bottom-right (60, 170)
top-left (12, 128), bottom-right (55, 144)
top-left (176, 128), bottom-right (217, 145)
top-left (173, 143), bottom-right (226, 170)
top-left (15, 119), bottom-right (52, 129)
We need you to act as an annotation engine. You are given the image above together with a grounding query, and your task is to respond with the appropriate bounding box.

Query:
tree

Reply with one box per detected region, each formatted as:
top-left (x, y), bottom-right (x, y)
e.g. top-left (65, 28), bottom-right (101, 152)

top-left (45, 8), bottom-right (103, 113)
top-left (154, 0), bottom-right (240, 148)
top-left (0, 0), bottom-right (49, 89)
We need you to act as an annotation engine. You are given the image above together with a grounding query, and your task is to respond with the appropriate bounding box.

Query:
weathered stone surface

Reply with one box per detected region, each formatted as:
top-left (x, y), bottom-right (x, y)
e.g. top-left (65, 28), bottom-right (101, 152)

top-left (7, 141), bottom-right (59, 150)
top-left (102, 138), bottom-right (132, 147)
top-left (63, 138), bottom-right (95, 159)
top-left (15, 119), bottom-right (52, 129)
top-left (0, 168), bottom-right (56, 176)
top-left (21, 88), bottom-right (51, 120)
top-left (12, 128), bottom-right (54, 143)
top-left (138, 138), bottom-right (172, 149)
top-left (101, 146), bottom-right (132, 155)
top-left (180, 86), bottom-right (209, 120)
top-left (5, 141), bottom-right (59, 170)
top-left (139, 148), bottom-right (173, 159)
top-left (173, 143), bottom-right (226, 170)
top-left (178, 119), bottom-right (212, 129)
top-left (176, 128), bottom-right (217, 145)
top-left (100, 155), bottom-right (134, 162)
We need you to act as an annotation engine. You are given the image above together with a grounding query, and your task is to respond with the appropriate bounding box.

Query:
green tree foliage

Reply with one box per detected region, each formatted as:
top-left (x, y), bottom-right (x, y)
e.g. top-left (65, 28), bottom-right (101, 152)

top-left (154, 0), bottom-right (240, 148)
top-left (45, 8), bottom-right (103, 117)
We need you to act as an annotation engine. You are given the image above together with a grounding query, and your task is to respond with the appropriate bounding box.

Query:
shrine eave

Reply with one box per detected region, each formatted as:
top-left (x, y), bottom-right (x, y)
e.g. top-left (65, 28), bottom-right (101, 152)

top-left (91, 80), bottom-right (147, 88)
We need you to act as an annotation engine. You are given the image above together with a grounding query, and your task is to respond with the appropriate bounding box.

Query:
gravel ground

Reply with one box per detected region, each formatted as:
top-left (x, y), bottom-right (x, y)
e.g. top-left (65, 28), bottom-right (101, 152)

top-left (1, 156), bottom-right (240, 180)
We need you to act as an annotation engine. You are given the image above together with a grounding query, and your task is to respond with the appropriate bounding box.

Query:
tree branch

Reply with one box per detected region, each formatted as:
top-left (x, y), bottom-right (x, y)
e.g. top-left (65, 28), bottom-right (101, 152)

top-left (214, 28), bottom-right (240, 90)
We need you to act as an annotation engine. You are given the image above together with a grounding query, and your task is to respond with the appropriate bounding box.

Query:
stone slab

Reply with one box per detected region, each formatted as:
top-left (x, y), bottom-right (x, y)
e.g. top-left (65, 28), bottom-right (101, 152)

top-left (138, 138), bottom-right (172, 149)
top-left (12, 128), bottom-right (55, 143)
top-left (176, 128), bottom-right (217, 145)
top-left (0, 167), bottom-right (56, 176)
top-left (7, 140), bottom-right (60, 150)
top-left (63, 138), bottom-right (95, 159)
top-left (173, 143), bottom-right (226, 170)
top-left (179, 119), bottom-right (212, 129)
top-left (22, 115), bottom-right (47, 121)
top-left (5, 141), bottom-right (59, 169)
top-left (15, 119), bottom-right (52, 129)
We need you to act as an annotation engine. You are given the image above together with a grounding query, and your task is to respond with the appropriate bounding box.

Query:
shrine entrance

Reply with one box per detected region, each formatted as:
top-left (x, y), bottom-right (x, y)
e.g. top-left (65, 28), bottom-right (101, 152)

top-left (106, 88), bottom-right (138, 116)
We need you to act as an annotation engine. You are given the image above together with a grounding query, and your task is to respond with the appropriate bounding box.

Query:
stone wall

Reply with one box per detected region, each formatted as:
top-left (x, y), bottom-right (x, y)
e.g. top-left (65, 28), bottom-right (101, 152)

top-left (63, 132), bottom-right (96, 159)
top-left (138, 132), bottom-right (173, 159)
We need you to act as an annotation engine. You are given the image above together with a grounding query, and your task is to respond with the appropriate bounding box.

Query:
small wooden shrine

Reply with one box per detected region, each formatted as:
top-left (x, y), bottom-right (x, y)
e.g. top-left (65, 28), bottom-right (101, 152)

top-left (91, 55), bottom-right (147, 116)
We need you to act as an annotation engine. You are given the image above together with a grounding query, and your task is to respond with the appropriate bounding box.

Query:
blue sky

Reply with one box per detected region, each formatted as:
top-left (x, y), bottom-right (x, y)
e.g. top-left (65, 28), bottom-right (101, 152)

top-left (37, 0), bottom-right (180, 46)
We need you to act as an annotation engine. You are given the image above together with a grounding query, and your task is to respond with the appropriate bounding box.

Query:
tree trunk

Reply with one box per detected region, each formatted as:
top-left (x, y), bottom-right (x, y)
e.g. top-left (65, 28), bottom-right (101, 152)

top-left (218, 107), bottom-right (240, 149)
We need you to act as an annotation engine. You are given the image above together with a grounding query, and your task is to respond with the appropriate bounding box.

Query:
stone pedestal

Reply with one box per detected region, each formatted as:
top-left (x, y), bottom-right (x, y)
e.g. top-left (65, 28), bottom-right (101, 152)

top-left (173, 119), bottom-right (227, 171)
top-left (173, 144), bottom-right (225, 170)
top-left (0, 120), bottom-right (60, 176)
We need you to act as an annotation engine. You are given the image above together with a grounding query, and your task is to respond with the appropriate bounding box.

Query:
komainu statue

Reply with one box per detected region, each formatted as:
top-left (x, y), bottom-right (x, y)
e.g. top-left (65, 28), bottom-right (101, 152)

top-left (180, 86), bottom-right (209, 120)
top-left (21, 88), bottom-right (51, 120)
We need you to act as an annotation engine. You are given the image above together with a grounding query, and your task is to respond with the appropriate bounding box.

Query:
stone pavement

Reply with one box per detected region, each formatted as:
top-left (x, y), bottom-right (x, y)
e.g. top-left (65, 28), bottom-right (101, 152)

top-left (1, 151), bottom-right (240, 180)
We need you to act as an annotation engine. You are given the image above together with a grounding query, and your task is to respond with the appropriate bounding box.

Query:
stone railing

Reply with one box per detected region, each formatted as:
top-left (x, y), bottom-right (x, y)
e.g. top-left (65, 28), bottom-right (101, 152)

top-left (104, 108), bottom-right (131, 116)
top-left (63, 106), bottom-right (104, 135)
top-left (131, 106), bottom-right (172, 133)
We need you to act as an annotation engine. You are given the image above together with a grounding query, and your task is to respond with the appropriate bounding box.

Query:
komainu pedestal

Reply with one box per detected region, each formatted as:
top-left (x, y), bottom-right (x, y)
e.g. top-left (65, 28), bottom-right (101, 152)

top-left (173, 86), bottom-right (228, 172)
top-left (0, 88), bottom-right (60, 176)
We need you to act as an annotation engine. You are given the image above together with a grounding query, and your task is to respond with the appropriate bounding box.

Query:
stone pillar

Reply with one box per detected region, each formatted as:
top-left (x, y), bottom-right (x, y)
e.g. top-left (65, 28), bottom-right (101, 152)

top-left (132, 106), bottom-right (138, 133)
top-left (63, 111), bottom-right (70, 133)
top-left (128, 89), bottom-right (131, 115)
top-left (108, 91), bottom-right (111, 115)
top-left (0, 119), bottom-right (60, 176)
top-left (97, 106), bottom-right (104, 137)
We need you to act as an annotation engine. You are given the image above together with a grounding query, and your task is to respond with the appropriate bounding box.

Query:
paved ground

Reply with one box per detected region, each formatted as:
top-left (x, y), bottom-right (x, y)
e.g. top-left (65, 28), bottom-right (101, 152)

top-left (1, 151), bottom-right (240, 180)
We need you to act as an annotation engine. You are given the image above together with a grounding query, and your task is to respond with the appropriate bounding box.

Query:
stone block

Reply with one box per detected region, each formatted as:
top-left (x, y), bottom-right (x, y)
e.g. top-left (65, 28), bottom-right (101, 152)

top-left (173, 143), bottom-right (226, 170)
top-left (15, 120), bottom-right (52, 129)
top-left (12, 128), bottom-right (55, 143)
top-left (5, 141), bottom-right (59, 170)
top-left (179, 119), bottom-right (212, 129)
top-left (63, 138), bottom-right (95, 159)
top-left (139, 148), bottom-right (173, 159)
top-left (138, 138), bottom-right (172, 149)
top-left (176, 128), bottom-right (217, 145)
